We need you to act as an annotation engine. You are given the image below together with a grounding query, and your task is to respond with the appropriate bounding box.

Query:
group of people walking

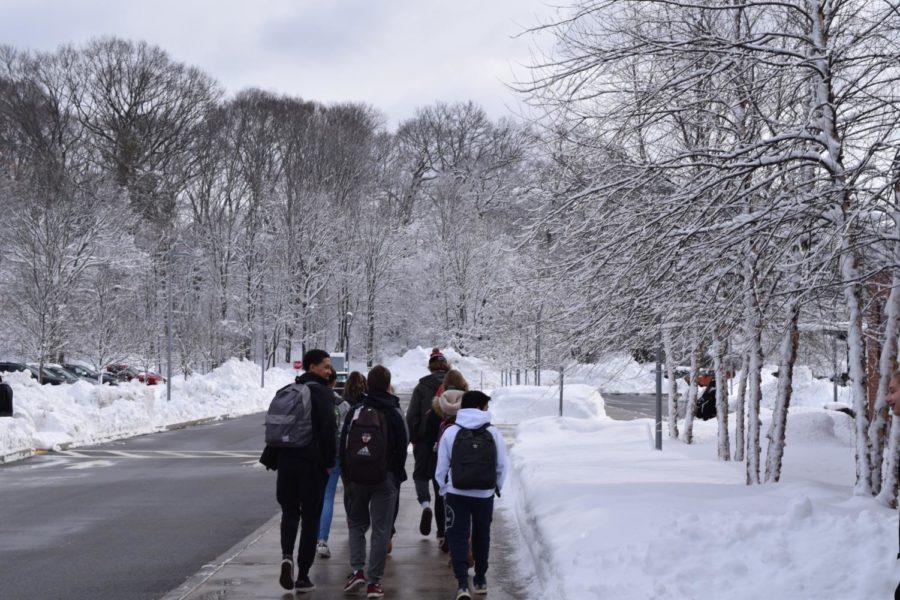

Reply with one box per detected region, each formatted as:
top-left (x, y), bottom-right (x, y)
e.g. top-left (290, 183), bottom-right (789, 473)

top-left (262, 348), bottom-right (508, 600)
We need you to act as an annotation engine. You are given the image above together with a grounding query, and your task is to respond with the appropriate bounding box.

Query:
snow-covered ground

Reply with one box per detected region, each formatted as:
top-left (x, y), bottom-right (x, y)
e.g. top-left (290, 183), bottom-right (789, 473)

top-left (571, 353), bottom-right (851, 410)
top-left (497, 388), bottom-right (896, 599)
top-left (0, 359), bottom-right (295, 460)
top-left (489, 384), bottom-right (606, 423)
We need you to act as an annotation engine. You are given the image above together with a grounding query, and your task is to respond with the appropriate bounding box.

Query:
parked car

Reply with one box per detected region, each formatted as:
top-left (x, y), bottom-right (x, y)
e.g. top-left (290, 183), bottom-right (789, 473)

top-left (22, 363), bottom-right (67, 385)
top-left (106, 364), bottom-right (165, 385)
top-left (44, 364), bottom-right (81, 384)
top-left (62, 363), bottom-right (119, 386)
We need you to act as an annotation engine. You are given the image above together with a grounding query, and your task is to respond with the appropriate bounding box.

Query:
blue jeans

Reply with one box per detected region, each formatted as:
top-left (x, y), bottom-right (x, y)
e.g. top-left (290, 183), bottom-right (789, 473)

top-left (318, 464), bottom-right (341, 541)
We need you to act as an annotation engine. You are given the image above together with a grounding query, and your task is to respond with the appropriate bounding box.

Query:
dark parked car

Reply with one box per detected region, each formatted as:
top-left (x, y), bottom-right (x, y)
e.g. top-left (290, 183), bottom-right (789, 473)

top-left (62, 363), bottom-right (119, 385)
top-left (0, 362), bottom-right (66, 385)
top-left (27, 364), bottom-right (69, 385)
top-left (45, 364), bottom-right (82, 384)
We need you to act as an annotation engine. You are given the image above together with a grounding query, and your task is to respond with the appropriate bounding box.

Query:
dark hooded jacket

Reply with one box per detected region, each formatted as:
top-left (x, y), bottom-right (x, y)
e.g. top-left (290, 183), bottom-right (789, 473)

top-left (407, 370), bottom-right (446, 481)
top-left (340, 389), bottom-right (409, 484)
top-left (259, 372), bottom-right (337, 472)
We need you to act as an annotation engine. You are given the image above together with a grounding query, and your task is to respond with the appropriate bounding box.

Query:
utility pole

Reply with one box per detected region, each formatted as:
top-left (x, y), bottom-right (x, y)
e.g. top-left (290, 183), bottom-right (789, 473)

top-left (559, 366), bottom-right (564, 417)
top-left (536, 304), bottom-right (543, 386)
top-left (345, 312), bottom-right (354, 372)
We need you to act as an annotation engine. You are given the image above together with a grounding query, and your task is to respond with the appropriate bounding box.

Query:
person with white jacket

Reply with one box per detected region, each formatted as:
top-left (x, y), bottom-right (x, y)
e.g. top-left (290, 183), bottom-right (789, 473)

top-left (435, 391), bottom-right (508, 600)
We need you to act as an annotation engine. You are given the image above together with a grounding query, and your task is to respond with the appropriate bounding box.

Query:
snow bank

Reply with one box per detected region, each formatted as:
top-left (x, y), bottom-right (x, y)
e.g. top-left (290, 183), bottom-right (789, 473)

top-left (565, 353), bottom-right (668, 394)
top-left (383, 346), bottom-right (499, 393)
top-left (758, 364), bottom-right (850, 409)
top-left (488, 384), bottom-right (606, 424)
top-left (504, 412), bottom-right (896, 600)
top-left (0, 359), bottom-right (295, 459)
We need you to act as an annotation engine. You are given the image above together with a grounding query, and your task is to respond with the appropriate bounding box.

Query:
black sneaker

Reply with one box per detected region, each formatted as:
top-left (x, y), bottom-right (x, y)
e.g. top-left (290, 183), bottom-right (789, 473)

top-left (419, 506), bottom-right (433, 536)
top-left (472, 578), bottom-right (487, 595)
top-left (278, 558), bottom-right (293, 590)
top-left (294, 576), bottom-right (315, 593)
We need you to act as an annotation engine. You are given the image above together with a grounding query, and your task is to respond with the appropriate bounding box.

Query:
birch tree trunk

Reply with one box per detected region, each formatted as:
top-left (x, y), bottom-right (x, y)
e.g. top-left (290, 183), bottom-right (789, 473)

top-left (764, 298), bottom-right (800, 482)
top-left (744, 257), bottom-right (763, 485)
top-left (713, 336), bottom-right (731, 461)
top-left (682, 336), bottom-right (700, 444)
top-left (734, 352), bottom-right (750, 463)
top-left (869, 207), bottom-right (900, 495)
top-left (663, 327), bottom-right (679, 439)
top-left (877, 415), bottom-right (900, 507)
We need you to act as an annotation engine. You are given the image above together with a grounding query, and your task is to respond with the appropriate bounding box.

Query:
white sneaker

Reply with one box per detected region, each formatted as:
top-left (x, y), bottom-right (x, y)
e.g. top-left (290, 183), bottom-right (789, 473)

top-left (456, 589), bottom-right (472, 600)
top-left (316, 541), bottom-right (330, 558)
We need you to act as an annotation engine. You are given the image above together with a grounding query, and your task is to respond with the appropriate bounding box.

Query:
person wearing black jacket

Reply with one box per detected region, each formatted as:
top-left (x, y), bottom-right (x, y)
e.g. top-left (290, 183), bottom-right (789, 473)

top-left (405, 348), bottom-right (450, 535)
top-left (339, 365), bottom-right (408, 598)
top-left (275, 349), bottom-right (337, 594)
top-left (0, 376), bottom-right (13, 417)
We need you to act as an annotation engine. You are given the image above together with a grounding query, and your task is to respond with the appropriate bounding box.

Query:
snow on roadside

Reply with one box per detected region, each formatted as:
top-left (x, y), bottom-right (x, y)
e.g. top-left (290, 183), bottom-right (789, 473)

top-left (383, 346), bottom-right (499, 393)
top-left (0, 359), bottom-right (295, 460)
top-left (496, 386), bottom-right (896, 600)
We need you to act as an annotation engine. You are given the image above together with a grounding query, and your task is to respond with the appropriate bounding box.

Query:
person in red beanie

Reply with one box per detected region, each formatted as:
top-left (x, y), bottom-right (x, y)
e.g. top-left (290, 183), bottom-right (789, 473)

top-left (405, 348), bottom-right (450, 537)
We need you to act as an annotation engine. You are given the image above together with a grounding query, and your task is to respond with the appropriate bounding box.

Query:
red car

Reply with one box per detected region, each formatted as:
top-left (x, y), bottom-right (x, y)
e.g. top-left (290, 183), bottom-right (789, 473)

top-left (106, 364), bottom-right (166, 386)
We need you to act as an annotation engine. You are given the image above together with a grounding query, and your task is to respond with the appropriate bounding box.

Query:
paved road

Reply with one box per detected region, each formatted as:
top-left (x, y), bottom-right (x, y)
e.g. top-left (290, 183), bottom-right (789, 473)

top-left (0, 413), bottom-right (277, 600)
top-left (603, 392), bottom-right (685, 421)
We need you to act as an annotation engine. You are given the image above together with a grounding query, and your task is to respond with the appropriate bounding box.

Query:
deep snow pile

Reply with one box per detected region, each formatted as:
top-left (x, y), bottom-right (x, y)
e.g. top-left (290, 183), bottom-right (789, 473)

top-left (383, 346), bottom-right (499, 393)
top-left (0, 359), bottom-right (295, 459)
top-left (488, 384), bottom-right (606, 424)
top-left (497, 387), bottom-right (895, 599)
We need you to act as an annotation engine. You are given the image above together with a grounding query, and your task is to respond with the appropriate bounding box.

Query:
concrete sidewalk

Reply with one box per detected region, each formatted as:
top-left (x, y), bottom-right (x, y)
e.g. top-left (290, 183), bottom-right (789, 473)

top-left (164, 462), bottom-right (525, 600)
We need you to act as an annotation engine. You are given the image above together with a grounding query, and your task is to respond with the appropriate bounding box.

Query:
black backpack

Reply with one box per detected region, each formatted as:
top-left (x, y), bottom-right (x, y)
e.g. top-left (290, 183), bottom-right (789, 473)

top-left (450, 424), bottom-right (497, 490)
top-left (345, 406), bottom-right (390, 485)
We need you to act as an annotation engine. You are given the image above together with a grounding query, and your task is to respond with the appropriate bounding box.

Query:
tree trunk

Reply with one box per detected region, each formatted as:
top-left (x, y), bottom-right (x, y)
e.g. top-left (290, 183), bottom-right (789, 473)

top-left (744, 256), bottom-right (763, 485)
top-left (682, 336), bottom-right (700, 444)
top-left (663, 327), bottom-right (679, 439)
top-left (869, 211), bottom-right (900, 495)
top-left (734, 352), bottom-right (750, 463)
top-left (713, 336), bottom-right (730, 461)
top-left (764, 299), bottom-right (800, 482)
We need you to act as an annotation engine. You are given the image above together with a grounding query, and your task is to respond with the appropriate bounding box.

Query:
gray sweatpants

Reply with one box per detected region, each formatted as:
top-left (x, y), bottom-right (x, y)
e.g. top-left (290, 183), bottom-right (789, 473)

top-left (348, 474), bottom-right (399, 584)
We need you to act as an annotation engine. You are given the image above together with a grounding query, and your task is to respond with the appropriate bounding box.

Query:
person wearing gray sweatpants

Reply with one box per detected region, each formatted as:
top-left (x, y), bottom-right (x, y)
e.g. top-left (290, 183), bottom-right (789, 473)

top-left (340, 366), bottom-right (408, 598)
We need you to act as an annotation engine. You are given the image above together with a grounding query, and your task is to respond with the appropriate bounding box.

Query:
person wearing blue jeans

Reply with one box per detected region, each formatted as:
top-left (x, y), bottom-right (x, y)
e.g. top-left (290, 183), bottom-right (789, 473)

top-left (317, 367), bottom-right (351, 559)
top-left (436, 391), bottom-right (508, 599)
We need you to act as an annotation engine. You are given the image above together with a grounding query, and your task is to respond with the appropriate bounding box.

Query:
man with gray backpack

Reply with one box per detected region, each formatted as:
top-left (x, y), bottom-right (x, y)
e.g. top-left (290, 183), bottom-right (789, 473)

top-left (265, 349), bottom-right (337, 593)
top-left (435, 391), bottom-right (508, 600)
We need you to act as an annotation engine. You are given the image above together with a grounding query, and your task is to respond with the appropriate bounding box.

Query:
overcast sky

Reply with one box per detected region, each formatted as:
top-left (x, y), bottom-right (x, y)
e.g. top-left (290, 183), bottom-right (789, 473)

top-left (1, 0), bottom-right (559, 127)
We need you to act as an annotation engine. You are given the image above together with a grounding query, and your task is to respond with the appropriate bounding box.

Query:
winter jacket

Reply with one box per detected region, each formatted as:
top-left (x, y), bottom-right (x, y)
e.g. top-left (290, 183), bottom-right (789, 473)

top-left (0, 382), bottom-right (12, 417)
top-left (420, 388), bottom-right (464, 479)
top-left (406, 371), bottom-right (447, 445)
top-left (436, 408), bottom-right (508, 499)
top-left (340, 390), bottom-right (409, 484)
top-left (331, 392), bottom-right (352, 466)
top-left (266, 372), bottom-right (337, 473)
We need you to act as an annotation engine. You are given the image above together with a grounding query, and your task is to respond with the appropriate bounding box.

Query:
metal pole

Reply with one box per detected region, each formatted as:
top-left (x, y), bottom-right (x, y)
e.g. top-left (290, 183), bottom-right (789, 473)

top-left (166, 255), bottom-right (173, 403)
top-left (559, 366), bottom-right (564, 417)
top-left (260, 297), bottom-right (265, 389)
top-left (536, 304), bottom-right (543, 386)
top-left (655, 335), bottom-right (663, 450)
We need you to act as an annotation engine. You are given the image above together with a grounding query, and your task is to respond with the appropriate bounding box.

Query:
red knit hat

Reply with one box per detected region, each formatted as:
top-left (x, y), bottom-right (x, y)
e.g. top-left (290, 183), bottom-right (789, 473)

top-left (428, 347), bottom-right (447, 365)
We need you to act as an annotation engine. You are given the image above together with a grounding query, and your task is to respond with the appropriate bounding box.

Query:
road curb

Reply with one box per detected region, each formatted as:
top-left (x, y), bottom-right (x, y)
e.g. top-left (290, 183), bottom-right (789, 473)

top-left (159, 513), bottom-right (280, 600)
top-left (0, 447), bottom-right (34, 464)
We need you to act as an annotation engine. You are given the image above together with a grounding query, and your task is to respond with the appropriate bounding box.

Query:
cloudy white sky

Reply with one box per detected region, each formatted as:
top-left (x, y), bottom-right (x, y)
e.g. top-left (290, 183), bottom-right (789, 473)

top-left (1, 0), bottom-right (559, 126)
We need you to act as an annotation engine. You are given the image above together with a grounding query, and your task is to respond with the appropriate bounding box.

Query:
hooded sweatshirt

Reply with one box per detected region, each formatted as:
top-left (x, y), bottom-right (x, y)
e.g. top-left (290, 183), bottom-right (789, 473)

top-left (435, 408), bottom-right (508, 499)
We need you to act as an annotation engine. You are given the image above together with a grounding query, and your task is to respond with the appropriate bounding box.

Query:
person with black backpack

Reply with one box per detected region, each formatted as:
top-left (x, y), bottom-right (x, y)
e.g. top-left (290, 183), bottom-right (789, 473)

top-left (265, 349), bottom-right (337, 594)
top-left (435, 391), bottom-right (508, 600)
top-left (340, 365), bottom-right (408, 599)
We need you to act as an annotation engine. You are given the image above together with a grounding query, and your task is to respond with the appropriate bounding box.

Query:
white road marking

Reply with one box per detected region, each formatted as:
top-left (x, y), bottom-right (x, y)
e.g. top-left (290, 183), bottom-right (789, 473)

top-left (66, 460), bottom-right (116, 470)
top-left (53, 450), bottom-right (258, 459)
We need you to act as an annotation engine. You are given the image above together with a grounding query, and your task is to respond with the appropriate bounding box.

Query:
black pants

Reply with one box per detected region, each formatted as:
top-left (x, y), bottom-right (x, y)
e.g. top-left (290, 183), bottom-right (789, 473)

top-left (432, 479), bottom-right (445, 537)
top-left (445, 493), bottom-right (493, 588)
top-left (276, 455), bottom-right (327, 578)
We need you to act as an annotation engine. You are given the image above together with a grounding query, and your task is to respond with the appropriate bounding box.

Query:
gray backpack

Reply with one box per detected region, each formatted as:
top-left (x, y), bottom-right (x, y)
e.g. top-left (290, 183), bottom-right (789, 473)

top-left (265, 382), bottom-right (313, 447)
